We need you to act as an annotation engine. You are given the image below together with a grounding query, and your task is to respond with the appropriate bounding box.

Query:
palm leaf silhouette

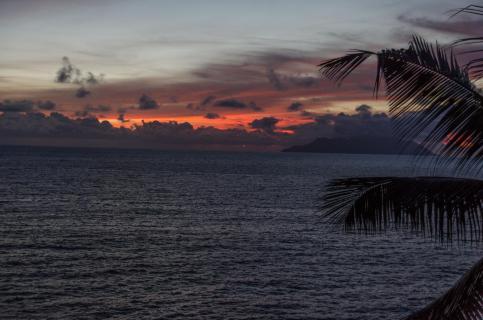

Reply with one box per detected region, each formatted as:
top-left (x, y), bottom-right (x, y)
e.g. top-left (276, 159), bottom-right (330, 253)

top-left (318, 7), bottom-right (483, 317)
top-left (322, 177), bottom-right (483, 243)
top-left (320, 36), bottom-right (483, 168)
top-left (322, 177), bottom-right (483, 317)
top-left (402, 256), bottom-right (483, 320)
top-left (451, 10), bottom-right (483, 81)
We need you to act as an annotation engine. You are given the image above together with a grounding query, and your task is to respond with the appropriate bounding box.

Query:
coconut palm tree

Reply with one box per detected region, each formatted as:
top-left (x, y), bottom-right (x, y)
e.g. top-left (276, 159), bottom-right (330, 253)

top-left (318, 6), bottom-right (483, 320)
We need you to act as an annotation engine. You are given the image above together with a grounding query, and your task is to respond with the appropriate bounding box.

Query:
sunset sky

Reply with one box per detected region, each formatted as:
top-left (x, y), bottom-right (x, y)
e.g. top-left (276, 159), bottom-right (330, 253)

top-left (1, 0), bottom-right (481, 150)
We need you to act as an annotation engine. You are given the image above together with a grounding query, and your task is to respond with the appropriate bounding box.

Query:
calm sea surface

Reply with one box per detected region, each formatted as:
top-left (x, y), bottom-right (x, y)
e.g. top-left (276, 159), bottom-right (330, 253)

top-left (0, 146), bottom-right (481, 320)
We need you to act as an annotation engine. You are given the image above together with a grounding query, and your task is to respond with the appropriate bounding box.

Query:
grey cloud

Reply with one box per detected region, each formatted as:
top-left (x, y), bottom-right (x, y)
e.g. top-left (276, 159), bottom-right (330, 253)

top-left (267, 68), bottom-right (319, 91)
top-left (84, 72), bottom-right (104, 85)
top-left (201, 95), bottom-right (216, 106)
top-left (355, 104), bottom-right (372, 116)
top-left (56, 57), bottom-right (104, 85)
top-left (215, 99), bottom-right (262, 111)
top-left (56, 57), bottom-right (104, 98)
top-left (285, 105), bottom-right (391, 144)
top-left (0, 100), bottom-right (35, 113)
top-left (288, 75), bottom-right (318, 88)
top-left (138, 94), bottom-right (159, 110)
top-left (118, 113), bottom-right (129, 123)
top-left (249, 117), bottom-right (280, 133)
top-left (205, 112), bottom-right (221, 119)
top-left (267, 68), bottom-right (285, 91)
top-left (288, 102), bottom-right (303, 112)
top-left (398, 15), bottom-right (483, 36)
top-left (76, 87), bottom-right (91, 98)
top-left (0, 100), bottom-right (57, 113)
top-left (37, 100), bottom-right (56, 110)
top-left (0, 112), bottom-right (116, 139)
top-left (0, 112), bottom-right (282, 149)
top-left (56, 57), bottom-right (81, 84)
top-left (215, 99), bottom-right (246, 109)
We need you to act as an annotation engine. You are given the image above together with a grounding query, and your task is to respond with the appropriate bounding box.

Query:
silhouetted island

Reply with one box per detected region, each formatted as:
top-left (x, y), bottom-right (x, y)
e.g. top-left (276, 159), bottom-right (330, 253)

top-left (283, 136), bottom-right (432, 155)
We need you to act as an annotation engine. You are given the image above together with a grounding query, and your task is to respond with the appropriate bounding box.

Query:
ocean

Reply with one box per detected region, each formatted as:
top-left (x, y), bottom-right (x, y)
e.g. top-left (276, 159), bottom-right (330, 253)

top-left (0, 146), bottom-right (481, 319)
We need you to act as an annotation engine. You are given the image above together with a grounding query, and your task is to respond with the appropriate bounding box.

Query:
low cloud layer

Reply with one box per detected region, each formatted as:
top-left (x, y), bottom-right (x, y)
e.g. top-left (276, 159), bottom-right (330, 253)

top-left (0, 102), bottom-right (393, 151)
top-left (0, 100), bottom-right (56, 113)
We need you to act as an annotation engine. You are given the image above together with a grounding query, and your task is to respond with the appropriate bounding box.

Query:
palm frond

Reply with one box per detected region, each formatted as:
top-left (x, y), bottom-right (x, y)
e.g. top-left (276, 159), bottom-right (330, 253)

top-left (449, 4), bottom-right (483, 17)
top-left (381, 36), bottom-right (483, 167)
top-left (318, 50), bottom-right (375, 85)
top-left (319, 35), bottom-right (483, 167)
top-left (403, 257), bottom-right (483, 320)
top-left (452, 37), bottom-right (483, 48)
top-left (451, 40), bottom-right (483, 80)
top-left (321, 177), bottom-right (483, 243)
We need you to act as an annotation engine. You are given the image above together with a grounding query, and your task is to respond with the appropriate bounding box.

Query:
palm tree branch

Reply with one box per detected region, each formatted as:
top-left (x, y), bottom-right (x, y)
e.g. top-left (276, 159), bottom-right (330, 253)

top-left (403, 257), bottom-right (483, 320)
top-left (320, 35), bottom-right (483, 164)
top-left (321, 177), bottom-right (483, 243)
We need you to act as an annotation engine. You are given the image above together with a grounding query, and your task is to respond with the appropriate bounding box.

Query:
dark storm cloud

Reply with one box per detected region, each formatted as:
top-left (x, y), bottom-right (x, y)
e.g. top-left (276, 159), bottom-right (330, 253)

top-left (0, 112), bottom-right (116, 139)
top-left (0, 97), bottom-right (394, 151)
top-left (214, 99), bottom-right (262, 111)
top-left (285, 105), bottom-right (391, 142)
top-left (75, 87), bottom-right (91, 98)
top-left (398, 15), bottom-right (483, 36)
top-left (288, 102), bottom-right (303, 112)
top-left (56, 56), bottom-right (104, 98)
top-left (138, 94), bottom-right (159, 110)
top-left (37, 100), bottom-right (56, 110)
top-left (204, 112), bottom-right (221, 119)
top-left (55, 57), bottom-right (81, 84)
top-left (0, 100), bottom-right (35, 112)
top-left (215, 99), bottom-right (246, 109)
top-left (201, 95), bottom-right (216, 107)
top-left (0, 112), bottom-right (282, 149)
top-left (355, 104), bottom-right (372, 116)
top-left (55, 57), bottom-right (104, 85)
top-left (0, 100), bottom-right (57, 113)
top-left (249, 117), bottom-right (280, 133)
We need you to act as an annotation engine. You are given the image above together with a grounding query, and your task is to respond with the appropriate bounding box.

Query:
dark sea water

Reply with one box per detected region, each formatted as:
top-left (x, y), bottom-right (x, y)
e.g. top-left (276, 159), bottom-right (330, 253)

top-left (0, 146), bottom-right (481, 320)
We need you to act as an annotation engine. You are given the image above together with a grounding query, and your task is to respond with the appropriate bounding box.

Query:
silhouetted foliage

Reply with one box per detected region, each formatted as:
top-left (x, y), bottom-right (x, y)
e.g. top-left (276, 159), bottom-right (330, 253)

top-left (318, 4), bottom-right (483, 319)
top-left (322, 177), bottom-right (483, 243)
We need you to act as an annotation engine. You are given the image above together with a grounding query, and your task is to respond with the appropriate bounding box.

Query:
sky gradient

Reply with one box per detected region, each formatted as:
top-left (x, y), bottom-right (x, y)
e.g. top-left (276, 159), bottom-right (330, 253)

top-left (1, 0), bottom-right (481, 150)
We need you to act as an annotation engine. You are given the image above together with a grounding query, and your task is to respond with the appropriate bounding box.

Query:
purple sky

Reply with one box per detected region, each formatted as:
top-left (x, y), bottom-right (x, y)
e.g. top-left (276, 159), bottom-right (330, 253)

top-left (0, 0), bottom-right (481, 150)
